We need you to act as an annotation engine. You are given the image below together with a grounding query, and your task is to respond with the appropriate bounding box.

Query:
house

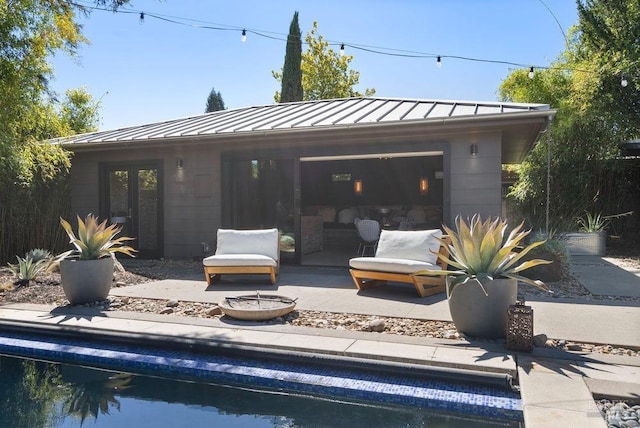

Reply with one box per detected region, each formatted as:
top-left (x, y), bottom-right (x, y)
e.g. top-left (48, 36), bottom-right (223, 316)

top-left (55, 97), bottom-right (555, 263)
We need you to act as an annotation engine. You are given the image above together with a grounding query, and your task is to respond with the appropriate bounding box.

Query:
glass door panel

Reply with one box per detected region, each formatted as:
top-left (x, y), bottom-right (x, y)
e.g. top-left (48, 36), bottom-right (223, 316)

top-left (137, 169), bottom-right (159, 254)
top-left (109, 170), bottom-right (131, 238)
top-left (228, 159), bottom-right (295, 262)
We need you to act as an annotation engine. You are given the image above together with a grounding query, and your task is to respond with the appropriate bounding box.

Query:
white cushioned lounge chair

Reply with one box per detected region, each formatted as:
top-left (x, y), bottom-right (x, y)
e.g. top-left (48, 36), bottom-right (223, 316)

top-left (203, 228), bottom-right (280, 285)
top-left (349, 229), bottom-right (449, 297)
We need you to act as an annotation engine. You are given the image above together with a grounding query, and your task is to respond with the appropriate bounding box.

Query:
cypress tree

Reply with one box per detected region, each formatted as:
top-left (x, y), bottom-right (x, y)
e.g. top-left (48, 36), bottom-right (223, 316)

top-left (205, 87), bottom-right (226, 112)
top-left (280, 11), bottom-right (303, 103)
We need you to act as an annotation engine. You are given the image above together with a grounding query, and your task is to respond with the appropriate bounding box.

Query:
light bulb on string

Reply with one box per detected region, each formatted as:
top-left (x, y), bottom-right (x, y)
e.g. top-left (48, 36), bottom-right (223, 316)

top-left (340, 43), bottom-right (345, 56)
top-left (139, 12), bottom-right (144, 24)
top-left (436, 56), bottom-right (442, 68)
top-left (528, 66), bottom-right (535, 79)
top-left (621, 75), bottom-right (629, 87)
top-left (241, 29), bottom-right (247, 43)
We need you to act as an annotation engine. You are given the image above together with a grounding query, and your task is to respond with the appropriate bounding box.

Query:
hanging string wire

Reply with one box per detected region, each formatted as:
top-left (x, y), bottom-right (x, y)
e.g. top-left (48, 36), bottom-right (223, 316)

top-left (68, 0), bottom-right (638, 81)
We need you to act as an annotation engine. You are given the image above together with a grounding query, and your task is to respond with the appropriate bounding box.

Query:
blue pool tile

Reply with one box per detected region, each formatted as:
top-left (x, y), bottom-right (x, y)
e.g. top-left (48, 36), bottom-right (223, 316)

top-left (0, 331), bottom-right (522, 421)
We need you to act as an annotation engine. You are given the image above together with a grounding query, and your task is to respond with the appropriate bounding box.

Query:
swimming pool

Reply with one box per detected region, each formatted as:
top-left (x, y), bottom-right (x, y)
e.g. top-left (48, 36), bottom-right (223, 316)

top-left (0, 332), bottom-right (523, 427)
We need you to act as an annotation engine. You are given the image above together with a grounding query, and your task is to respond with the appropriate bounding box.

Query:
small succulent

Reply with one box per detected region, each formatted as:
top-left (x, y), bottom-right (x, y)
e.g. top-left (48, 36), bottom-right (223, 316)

top-left (416, 214), bottom-right (552, 297)
top-left (59, 214), bottom-right (136, 260)
top-left (8, 255), bottom-right (50, 287)
top-left (25, 248), bottom-right (53, 263)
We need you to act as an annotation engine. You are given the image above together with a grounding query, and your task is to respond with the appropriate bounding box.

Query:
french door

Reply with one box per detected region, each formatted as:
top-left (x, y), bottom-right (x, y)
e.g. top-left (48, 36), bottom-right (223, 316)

top-left (100, 161), bottom-right (163, 259)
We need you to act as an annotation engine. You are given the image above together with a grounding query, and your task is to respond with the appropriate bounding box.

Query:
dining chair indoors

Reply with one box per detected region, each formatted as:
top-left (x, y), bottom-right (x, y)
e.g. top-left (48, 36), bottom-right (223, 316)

top-left (355, 219), bottom-right (381, 256)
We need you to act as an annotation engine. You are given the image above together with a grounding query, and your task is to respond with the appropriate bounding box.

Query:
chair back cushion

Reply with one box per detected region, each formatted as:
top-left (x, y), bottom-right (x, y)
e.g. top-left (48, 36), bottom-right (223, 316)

top-left (375, 229), bottom-right (442, 264)
top-left (216, 228), bottom-right (279, 261)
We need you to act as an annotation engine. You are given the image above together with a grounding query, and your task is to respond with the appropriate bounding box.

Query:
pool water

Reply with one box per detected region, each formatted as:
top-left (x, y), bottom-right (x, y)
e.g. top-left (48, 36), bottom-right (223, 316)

top-left (0, 330), bottom-right (522, 427)
top-left (0, 355), bottom-right (519, 427)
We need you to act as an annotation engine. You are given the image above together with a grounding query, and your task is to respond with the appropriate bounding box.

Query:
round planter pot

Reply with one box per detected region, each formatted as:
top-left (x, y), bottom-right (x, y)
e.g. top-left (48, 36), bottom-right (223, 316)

top-left (447, 277), bottom-right (517, 339)
top-left (60, 258), bottom-right (114, 305)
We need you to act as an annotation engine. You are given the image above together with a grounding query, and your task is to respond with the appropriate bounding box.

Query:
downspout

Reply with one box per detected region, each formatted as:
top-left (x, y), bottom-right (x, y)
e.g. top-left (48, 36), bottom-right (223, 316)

top-left (539, 115), bottom-right (554, 235)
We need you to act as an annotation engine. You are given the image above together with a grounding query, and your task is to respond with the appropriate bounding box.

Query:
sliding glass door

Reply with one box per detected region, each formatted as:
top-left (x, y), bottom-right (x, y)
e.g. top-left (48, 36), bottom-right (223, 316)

top-left (223, 158), bottom-right (296, 262)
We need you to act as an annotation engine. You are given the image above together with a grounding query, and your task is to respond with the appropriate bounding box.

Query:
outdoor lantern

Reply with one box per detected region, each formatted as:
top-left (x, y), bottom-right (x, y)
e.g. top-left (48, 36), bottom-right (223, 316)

top-left (470, 144), bottom-right (478, 156)
top-left (506, 301), bottom-right (534, 352)
top-left (176, 158), bottom-right (184, 169)
top-left (354, 179), bottom-right (363, 196)
top-left (419, 177), bottom-right (429, 195)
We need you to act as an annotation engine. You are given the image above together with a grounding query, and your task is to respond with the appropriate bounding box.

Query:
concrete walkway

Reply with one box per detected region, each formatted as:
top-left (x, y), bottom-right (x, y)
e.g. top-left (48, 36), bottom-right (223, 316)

top-left (0, 255), bottom-right (639, 427)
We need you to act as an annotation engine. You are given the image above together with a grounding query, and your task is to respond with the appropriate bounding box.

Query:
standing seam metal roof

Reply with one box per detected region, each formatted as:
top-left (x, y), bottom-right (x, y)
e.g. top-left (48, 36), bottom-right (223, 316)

top-left (56, 97), bottom-right (550, 145)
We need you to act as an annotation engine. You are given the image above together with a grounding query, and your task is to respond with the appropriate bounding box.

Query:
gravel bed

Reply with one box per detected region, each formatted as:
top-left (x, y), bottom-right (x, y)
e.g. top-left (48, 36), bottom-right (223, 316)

top-left (598, 400), bottom-right (640, 428)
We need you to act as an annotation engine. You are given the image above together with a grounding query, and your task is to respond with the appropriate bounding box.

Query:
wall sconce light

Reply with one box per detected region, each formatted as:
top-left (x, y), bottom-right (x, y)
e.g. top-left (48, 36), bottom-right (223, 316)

top-left (470, 144), bottom-right (478, 157)
top-left (354, 179), bottom-right (363, 196)
top-left (176, 158), bottom-right (184, 169)
top-left (419, 177), bottom-right (429, 195)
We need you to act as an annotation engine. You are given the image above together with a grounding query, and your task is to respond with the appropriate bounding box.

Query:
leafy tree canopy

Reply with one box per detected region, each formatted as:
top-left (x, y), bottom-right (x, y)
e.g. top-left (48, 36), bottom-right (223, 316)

top-left (499, 0), bottom-right (639, 234)
top-left (0, 0), bottom-right (123, 263)
top-left (273, 21), bottom-right (375, 101)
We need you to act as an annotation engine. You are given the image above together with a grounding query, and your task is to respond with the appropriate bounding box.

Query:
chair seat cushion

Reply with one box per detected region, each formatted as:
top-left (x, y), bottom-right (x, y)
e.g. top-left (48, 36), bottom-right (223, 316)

top-left (203, 254), bottom-right (277, 267)
top-left (349, 257), bottom-right (442, 275)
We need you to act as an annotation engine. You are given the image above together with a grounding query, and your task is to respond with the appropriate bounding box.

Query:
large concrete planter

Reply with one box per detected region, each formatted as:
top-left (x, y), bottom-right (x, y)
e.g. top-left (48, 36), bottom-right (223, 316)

top-left (60, 258), bottom-right (114, 305)
top-left (447, 277), bottom-right (517, 339)
top-left (562, 231), bottom-right (606, 256)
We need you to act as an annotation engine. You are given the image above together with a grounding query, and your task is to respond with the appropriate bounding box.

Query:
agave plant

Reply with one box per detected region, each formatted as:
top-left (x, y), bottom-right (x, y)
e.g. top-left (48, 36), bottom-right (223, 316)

top-left (417, 214), bottom-right (552, 297)
top-left (25, 248), bottom-right (53, 263)
top-left (7, 255), bottom-right (50, 287)
top-left (577, 211), bottom-right (608, 232)
top-left (59, 214), bottom-right (136, 260)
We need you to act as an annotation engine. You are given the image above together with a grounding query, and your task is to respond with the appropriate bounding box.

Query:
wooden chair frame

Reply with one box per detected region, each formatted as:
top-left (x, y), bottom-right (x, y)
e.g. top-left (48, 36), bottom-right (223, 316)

top-left (203, 230), bottom-right (280, 285)
top-left (349, 235), bottom-right (451, 297)
top-left (204, 263), bottom-right (279, 285)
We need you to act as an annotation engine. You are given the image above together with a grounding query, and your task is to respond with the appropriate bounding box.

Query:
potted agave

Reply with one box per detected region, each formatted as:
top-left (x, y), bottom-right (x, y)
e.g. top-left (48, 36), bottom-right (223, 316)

top-left (417, 215), bottom-right (552, 338)
top-left (58, 214), bottom-right (136, 305)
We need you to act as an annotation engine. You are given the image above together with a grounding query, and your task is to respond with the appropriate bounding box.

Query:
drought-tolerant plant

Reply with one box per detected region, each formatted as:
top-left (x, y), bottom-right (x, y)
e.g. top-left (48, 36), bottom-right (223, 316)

top-left (7, 255), bottom-right (50, 287)
top-left (25, 248), bottom-right (53, 263)
top-left (58, 214), bottom-right (136, 260)
top-left (577, 211), bottom-right (608, 232)
top-left (417, 214), bottom-right (552, 297)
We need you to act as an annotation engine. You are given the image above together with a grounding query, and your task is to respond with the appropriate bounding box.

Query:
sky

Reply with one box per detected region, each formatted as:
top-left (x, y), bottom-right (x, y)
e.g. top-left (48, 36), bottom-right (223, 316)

top-left (50, 0), bottom-right (579, 131)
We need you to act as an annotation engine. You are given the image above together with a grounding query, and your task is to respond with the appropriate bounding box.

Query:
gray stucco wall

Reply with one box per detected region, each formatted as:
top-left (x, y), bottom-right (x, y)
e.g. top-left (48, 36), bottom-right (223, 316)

top-left (448, 131), bottom-right (502, 222)
top-left (165, 145), bottom-right (221, 259)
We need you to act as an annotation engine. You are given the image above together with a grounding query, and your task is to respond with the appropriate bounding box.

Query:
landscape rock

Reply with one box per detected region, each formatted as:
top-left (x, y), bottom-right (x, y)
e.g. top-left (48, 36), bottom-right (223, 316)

top-left (368, 319), bottom-right (386, 332)
top-left (533, 334), bottom-right (548, 347)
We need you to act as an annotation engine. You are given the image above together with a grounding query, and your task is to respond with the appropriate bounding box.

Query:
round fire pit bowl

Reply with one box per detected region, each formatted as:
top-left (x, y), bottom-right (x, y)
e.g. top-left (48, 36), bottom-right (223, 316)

top-left (219, 293), bottom-right (297, 321)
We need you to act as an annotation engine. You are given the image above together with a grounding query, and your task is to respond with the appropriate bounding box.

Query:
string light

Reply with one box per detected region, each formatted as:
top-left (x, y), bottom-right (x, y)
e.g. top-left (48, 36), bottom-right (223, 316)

top-left (69, 0), bottom-right (638, 89)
